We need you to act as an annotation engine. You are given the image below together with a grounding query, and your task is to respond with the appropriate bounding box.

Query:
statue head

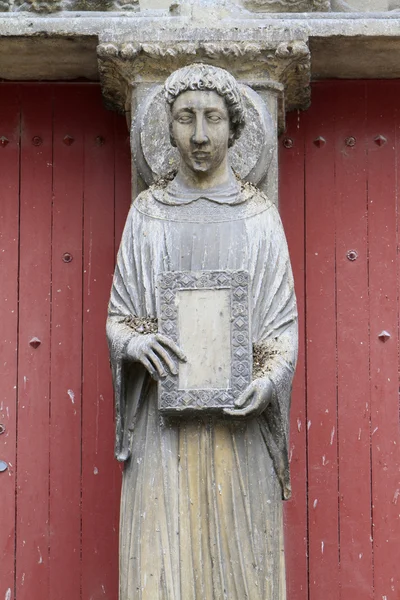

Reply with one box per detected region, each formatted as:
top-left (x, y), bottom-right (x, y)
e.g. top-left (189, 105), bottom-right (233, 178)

top-left (164, 64), bottom-right (245, 182)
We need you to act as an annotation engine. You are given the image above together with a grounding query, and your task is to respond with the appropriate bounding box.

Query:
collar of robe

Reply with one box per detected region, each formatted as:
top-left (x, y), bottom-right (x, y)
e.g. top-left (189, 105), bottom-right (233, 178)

top-left (134, 177), bottom-right (272, 223)
top-left (157, 172), bottom-right (244, 206)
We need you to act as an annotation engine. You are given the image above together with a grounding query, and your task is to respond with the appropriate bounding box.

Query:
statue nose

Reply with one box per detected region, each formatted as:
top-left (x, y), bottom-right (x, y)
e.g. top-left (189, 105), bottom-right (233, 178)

top-left (191, 118), bottom-right (208, 144)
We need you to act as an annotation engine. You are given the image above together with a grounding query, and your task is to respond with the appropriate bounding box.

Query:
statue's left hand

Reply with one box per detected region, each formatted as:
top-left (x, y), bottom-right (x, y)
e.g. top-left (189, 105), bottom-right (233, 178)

top-left (223, 378), bottom-right (274, 418)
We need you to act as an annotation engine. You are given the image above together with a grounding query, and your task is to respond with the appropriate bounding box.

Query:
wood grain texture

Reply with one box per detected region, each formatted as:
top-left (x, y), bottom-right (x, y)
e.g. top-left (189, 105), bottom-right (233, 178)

top-left (367, 80), bottom-right (400, 600)
top-left (0, 84), bottom-right (20, 600)
top-left (280, 111), bottom-right (308, 600)
top-left (304, 83), bottom-right (340, 600)
top-left (16, 85), bottom-right (53, 600)
top-left (0, 83), bottom-right (125, 600)
top-left (334, 81), bottom-right (373, 600)
top-left (49, 85), bottom-right (85, 600)
top-left (81, 86), bottom-right (121, 600)
top-left (1, 80), bottom-right (400, 600)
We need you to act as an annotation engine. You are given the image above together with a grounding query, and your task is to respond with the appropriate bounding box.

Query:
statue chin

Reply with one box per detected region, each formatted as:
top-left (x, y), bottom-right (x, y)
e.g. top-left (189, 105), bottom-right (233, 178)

top-left (188, 159), bottom-right (213, 173)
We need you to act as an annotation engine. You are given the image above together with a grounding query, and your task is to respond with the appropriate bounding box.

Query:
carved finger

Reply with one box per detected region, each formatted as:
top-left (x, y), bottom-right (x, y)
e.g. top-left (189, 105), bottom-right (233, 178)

top-left (141, 356), bottom-right (159, 381)
top-left (224, 392), bottom-right (256, 416)
top-left (224, 404), bottom-right (258, 417)
top-left (234, 384), bottom-right (255, 408)
top-left (225, 387), bottom-right (266, 417)
top-left (147, 349), bottom-right (167, 378)
top-left (155, 334), bottom-right (187, 362)
top-left (152, 342), bottom-right (178, 376)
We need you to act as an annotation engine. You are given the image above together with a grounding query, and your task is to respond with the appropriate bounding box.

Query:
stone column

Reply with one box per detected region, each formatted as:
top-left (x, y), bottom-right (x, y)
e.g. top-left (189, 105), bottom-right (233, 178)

top-left (97, 38), bottom-right (311, 205)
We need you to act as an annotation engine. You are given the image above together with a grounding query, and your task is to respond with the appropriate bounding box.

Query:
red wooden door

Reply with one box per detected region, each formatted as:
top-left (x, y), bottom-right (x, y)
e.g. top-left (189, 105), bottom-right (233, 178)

top-left (1, 80), bottom-right (400, 600)
top-left (282, 81), bottom-right (400, 600)
top-left (0, 83), bottom-right (130, 600)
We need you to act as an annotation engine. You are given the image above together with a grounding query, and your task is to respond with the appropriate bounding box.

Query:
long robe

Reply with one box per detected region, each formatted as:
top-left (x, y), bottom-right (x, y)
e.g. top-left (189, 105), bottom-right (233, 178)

top-left (107, 178), bottom-right (298, 600)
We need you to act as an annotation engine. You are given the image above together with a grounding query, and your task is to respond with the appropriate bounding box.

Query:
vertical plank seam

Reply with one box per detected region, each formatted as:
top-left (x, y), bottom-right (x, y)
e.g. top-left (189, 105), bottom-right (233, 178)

top-left (80, 85), bottom-right (86, 600)
top-left (333, 85), bottom-right (341, 593)
top-left (303, 107), bottom-right (311, 600)
top-left (396, 85), bottom-right (400, 447)
top-left (47, 84), bottom-right (55, 600)
top-left (365, 81), bottom-right (375, 599)
top-left (14, 83), bottom-right (22, 600)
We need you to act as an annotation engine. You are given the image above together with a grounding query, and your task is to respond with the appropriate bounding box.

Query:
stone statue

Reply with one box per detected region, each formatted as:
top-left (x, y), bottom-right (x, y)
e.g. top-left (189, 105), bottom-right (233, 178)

top-left (107, 63), bottom-right (298, 600)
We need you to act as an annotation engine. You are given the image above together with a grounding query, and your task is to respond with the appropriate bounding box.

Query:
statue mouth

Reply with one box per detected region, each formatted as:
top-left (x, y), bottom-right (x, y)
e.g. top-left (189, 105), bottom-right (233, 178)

top-left (192, 151), bottom-right (211, 159)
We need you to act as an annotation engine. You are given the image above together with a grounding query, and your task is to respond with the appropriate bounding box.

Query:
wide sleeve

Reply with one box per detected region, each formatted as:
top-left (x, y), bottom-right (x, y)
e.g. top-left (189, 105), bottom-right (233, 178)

top-left (249, 203), bottom-right (298, 500)
top-left (106, 201), bottom-right (151, 462)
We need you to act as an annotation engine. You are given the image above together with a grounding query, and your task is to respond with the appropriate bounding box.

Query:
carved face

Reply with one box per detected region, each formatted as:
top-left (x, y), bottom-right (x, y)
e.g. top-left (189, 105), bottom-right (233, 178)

top-left (170, 90), bottom-right (232, 176)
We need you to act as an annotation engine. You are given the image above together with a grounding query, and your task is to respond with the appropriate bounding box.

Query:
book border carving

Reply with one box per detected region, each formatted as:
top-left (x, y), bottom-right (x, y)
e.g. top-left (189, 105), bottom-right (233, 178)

top-left (157, 269), bottom-right (252, 415)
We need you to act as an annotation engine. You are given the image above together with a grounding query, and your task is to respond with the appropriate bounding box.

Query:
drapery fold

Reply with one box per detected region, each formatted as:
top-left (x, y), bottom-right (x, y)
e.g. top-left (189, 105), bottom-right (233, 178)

top-left (107, 181), bottom-right (297, 599)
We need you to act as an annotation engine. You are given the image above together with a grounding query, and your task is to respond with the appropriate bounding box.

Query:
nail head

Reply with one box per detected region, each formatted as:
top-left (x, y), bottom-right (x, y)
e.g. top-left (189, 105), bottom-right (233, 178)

top-left (283, 138), bottom-right (294, 149)
top-left (62, 253), bottom-right (73, 263)
top-left (374, 135), bottom-right (387, 147)
top-left (378, 330), bottom-right (391, 342)
top-left (345, 136), bottom-right (356, 147)
top-left (29, 337), bottom-right (41, 349)
top-left (314, 136), bottom-right (326, 147)
top-left (346, 250), bottom-right (358, 261)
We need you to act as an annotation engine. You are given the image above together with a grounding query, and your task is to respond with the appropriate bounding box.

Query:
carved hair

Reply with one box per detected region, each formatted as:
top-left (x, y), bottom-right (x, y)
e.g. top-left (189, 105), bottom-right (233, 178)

top-left (164, 63), bottom-right (245, 144)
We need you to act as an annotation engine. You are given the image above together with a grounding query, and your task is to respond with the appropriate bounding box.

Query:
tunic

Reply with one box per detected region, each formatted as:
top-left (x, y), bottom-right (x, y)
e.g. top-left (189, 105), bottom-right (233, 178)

top-left (106, 177), bottom-right (298, 600)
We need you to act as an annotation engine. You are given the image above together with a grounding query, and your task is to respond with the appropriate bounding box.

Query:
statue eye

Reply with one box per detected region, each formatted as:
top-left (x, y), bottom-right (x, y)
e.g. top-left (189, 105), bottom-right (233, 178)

top-left (177, 114), bottom-right (193, 124)
top-left (207, 114), bottom-right (222, 122)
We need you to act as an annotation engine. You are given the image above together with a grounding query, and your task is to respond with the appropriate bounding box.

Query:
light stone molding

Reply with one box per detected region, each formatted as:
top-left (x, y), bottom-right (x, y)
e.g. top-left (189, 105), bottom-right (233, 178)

top-left (0, 0), bottom-right (397, 12)
top-left (0, 0), bottom-right (139, 11)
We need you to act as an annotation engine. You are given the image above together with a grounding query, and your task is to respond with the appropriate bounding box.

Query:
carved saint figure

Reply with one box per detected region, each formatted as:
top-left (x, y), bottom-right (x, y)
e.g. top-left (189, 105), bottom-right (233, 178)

top-left (107, 63), bottom-right (298, 599)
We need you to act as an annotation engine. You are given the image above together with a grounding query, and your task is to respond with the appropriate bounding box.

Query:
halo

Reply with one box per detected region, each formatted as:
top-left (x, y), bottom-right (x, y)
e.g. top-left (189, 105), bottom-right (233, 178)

top-left (132, 83), bottom-right (275, 186)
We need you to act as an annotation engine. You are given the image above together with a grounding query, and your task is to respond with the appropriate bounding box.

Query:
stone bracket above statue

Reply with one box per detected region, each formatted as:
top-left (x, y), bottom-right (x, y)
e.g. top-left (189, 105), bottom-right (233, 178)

top-left (98, 37), bottom-right (310, 202)
top-left (98, 38), bottom-right (310, 202)
top-left (97, 39), bottom-right (311, 119)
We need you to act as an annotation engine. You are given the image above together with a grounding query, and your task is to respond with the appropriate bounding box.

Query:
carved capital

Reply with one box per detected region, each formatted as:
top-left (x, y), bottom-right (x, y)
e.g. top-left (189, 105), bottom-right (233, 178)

top-left (97, 39), bottom-right (311, 116)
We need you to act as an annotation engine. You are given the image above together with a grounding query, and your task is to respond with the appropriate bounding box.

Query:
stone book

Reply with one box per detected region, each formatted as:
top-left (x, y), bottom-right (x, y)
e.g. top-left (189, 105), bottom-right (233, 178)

top-left (157, 269), bottom-right (252, 415)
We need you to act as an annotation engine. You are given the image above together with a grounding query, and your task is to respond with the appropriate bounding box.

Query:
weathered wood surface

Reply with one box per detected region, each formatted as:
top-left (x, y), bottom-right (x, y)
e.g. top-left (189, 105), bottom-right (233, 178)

top-left (282, 81), bottom-right (400, 600)
top-left (1, 81), bottom-right (400, 599)
top-left (0, 84), bottom-right (20, 600)
top-left (0, 84), bottom-right (125, 600)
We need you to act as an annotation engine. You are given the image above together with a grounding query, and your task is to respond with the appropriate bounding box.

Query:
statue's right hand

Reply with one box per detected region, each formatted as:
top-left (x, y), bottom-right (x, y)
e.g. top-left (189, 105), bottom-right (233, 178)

top-left (125, 333), bottom-right (186, 380)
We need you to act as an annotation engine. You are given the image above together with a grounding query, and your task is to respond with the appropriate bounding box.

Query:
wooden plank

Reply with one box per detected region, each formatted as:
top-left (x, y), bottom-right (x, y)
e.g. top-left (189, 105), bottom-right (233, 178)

top-left (114, 112), bottom-right (132, 250)
top-left (0, 84), bottom-right (20, 600)
top-left (16, 85), bottom-right (53, 600)
top-left (280, 111), bottom-right (308, 600)
top-left (81, 86), bottom-right (120, 600)
top-left (304, 83), bottom-right (340, 600)
top-left (367, 80), bottom-right (400, 600)
top-left (334, 81), bottom-right (373, 600)
top-left (49, 85), bottom-right (85, 600)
